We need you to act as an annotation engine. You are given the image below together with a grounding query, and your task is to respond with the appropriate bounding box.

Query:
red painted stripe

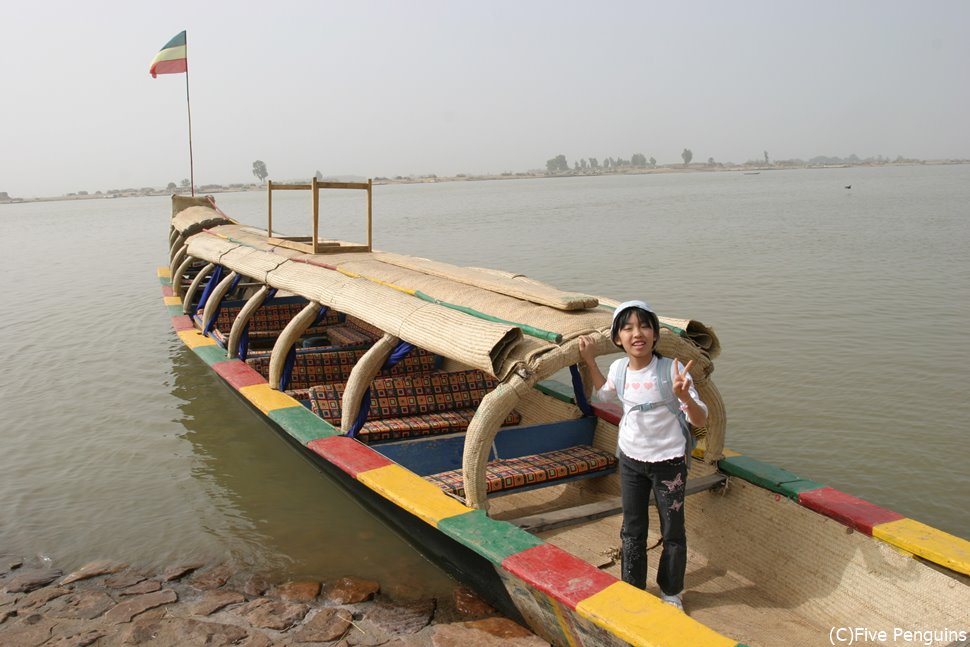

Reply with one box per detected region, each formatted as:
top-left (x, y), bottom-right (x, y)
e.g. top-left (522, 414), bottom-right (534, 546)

top-left (161, 285), bottom-right (174, 297)
top-left (171, 315), bottom-right (195, 331)
top-left (502, 543), bottom-right (615, 610)
top-left (212, 360), bottom-right (267, 389)
top-left (151, 58), bottom-right (187, 76)
top-left (798, 486), bottom-right (904, 536)
top-left (592, 401), bottom-right (622, 425)
top-left (307, 436), bottom-right (393, 477)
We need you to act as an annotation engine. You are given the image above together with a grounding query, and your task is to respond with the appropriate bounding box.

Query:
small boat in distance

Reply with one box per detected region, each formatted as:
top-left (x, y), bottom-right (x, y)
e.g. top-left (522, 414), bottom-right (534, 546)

top-left (159, 183), bottom-right (969, 646)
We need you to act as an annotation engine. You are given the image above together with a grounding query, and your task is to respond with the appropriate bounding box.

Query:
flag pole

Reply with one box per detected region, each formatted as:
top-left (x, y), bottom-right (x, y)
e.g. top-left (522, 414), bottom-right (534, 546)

top-left (184, 33), bottom-right (195, 196)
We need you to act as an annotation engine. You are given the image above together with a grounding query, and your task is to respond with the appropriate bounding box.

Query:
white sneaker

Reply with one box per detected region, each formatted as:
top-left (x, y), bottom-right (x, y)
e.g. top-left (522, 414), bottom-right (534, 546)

top-left (660, 592), bottom-right (684, 612)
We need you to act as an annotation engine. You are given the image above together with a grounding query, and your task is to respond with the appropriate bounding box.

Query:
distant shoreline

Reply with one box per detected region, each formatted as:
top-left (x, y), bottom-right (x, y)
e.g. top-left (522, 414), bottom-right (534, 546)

top-left (2, 159), bottom-right (966, 205)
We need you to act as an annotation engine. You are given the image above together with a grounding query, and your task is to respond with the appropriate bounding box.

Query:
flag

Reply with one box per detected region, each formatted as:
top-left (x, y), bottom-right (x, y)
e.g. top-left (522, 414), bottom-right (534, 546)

top-left (149, 31), bottom-right (187, 78)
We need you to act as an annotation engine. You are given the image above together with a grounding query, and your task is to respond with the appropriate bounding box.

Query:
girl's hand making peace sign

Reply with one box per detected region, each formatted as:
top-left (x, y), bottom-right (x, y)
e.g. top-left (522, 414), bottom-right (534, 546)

top-left (672, 358), bottom-right (695, 402)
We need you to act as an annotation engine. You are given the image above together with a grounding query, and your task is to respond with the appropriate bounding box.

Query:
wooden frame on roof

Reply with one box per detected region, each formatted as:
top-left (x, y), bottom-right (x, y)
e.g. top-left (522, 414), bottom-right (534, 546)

top-left (266, 177), bottom-right (373, 254)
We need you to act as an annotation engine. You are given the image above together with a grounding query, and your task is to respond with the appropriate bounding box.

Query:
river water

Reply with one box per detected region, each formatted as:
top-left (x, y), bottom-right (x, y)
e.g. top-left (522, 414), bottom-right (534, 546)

top-left (1, 164), bottom-right (967, 598)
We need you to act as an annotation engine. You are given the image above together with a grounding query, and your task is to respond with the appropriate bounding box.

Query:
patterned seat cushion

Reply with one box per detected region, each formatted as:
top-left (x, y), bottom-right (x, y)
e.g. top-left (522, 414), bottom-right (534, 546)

top-left (248, 347), bottom-right (439, 390)
top-left (214, 301), bottom-right (343, 336)
top-left (307, 369), bottom-right (520, 442)
top-left (424, 445), bottom-right (617, 499)
top-left (356, 409), bottom-right (521, 444)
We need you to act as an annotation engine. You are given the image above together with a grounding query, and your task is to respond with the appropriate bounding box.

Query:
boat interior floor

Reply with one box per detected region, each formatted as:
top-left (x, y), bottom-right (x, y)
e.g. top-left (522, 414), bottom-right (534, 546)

top-left (489, 483), bottom-right (827, 647)
top-left (540, 513), bottom-right (825, 647)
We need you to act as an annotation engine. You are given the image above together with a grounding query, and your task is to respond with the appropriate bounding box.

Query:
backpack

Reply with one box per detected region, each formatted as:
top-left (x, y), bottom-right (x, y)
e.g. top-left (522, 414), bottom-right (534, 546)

top-left (614, 355), bottom-right (696, 467)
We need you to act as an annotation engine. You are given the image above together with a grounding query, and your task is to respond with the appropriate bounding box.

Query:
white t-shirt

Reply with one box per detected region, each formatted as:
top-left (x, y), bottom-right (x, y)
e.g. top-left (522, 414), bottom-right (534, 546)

top-left (593, 355), bottom-right (707, 463)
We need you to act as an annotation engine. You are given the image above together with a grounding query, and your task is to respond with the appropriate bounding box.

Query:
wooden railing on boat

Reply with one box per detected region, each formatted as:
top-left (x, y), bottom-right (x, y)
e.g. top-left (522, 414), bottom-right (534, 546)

top-left (266, 177), bottom-right (373, 254)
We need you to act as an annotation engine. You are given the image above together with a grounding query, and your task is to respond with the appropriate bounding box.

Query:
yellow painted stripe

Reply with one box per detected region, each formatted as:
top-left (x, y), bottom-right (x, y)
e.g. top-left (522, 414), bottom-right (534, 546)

top-left (177, 329), bottom-right (216, 349)
top-left (239, 383), bottom-right (302, 414)
top-left (872, 518), bottom-right (970, 576)
top-left (163, 296), bottom-right (183, 307)
top-left (549, 597), bottom-right (580, 647)
top-left (721, 447), bottom-right (742, 457)
top-left (577, 582), bottom-right (737, 647)
top-left (151, 45), bottom-right (187, 65)
top-left (357, 464), bottom-right (470, 526)
top-left (157, 266), bottom-right (171, 278)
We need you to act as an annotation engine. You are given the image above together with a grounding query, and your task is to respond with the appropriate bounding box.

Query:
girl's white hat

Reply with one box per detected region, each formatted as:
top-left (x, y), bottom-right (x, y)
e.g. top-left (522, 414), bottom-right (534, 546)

top-left (612, 300), bottom-right (654, 326)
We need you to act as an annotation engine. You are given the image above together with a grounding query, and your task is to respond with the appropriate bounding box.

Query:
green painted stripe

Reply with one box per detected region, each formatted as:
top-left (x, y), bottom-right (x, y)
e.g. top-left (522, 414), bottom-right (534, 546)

top-left (413, 290), bottom-right (562, 343)
top-left (534, 379), bottom-right (575, 404)
top-left (193, 344), bottom-right (229, 366)
top-left (167, 304), bottom-right (185, 316)
top-left (159, 30), bottom-right (186, 49)
top-left (159, 276), bottom-right (172, 286)
top-left (660, 322), bottom-right (686, 336)
top-left (268, 406), bottom-right (340, 445)
top-left (719, 455), bottom-right (823, 499)
top-left (437, 510), bottom-right (543, 566)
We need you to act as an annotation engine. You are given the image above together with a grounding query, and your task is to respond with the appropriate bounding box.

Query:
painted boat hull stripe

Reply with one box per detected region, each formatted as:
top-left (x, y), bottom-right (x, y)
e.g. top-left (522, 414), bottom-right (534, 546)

top-left (268, 406), bottom-right (340, 444)
top-left (307, 436), bottom-right (394, 477)
top-left (212, 360), bottom-right (266, 389)
top-left (871, 518), bottom-right (970, 576)
top-left (501, 543), bottom-right (615, 610)
top-left (576, 582), bottom-right (739, 647)
top-left (797, 487), bottom-right (904, 536)
top-left (170, 315), bottom-right (195, 331)
top-left (356, 464), bottom-right (471, 527)
top-left (436, 510), bottom-right (542, 566)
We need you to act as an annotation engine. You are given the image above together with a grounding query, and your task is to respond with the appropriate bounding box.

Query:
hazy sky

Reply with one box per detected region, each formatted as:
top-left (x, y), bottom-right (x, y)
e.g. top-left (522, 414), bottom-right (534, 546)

top-left (2, 0), bottom-right (968, 198)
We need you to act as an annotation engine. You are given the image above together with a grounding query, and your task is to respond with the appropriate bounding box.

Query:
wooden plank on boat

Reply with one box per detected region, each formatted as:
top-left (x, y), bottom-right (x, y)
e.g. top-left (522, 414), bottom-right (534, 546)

top-left (510, 473), bottom-right (727, 533)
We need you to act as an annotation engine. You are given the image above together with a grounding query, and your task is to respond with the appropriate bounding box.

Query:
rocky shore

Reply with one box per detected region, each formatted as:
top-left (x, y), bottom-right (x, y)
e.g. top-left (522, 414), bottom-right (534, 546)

top-left (1, 554), bottom-right (546, 646)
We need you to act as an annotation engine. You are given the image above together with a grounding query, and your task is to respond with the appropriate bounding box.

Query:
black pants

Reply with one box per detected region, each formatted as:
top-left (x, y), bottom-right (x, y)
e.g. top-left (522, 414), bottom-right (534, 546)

top-left (618, 451), bottom-right (687, 595)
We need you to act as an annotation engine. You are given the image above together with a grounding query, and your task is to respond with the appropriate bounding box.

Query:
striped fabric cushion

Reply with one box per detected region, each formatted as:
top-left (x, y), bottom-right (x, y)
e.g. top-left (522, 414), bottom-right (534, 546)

top-left (307, 369), bottom-right (520, 441)
top-left (424, 445), bottom-right (617, 499)
top-left (356, 409), bottom-right (521, 444)
top-left (214, 302), bottom-right (343, 335)
top-left (248, 347), bottom-right (439, 390)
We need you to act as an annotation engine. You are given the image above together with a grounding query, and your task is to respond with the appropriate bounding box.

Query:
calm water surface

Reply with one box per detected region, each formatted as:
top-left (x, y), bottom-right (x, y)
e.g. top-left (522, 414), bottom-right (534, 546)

top-left (1, 164), bottom-right (967, 594)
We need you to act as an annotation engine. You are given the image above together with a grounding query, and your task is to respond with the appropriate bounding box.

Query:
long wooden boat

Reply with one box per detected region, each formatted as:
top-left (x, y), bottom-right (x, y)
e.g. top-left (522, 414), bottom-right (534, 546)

top-left (159, 185), bottom-right (969, 646)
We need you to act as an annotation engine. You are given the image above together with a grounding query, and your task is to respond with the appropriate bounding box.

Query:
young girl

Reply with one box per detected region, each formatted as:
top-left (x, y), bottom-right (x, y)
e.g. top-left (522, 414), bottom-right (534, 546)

top-left (578, 300), bottom-right (707, 613)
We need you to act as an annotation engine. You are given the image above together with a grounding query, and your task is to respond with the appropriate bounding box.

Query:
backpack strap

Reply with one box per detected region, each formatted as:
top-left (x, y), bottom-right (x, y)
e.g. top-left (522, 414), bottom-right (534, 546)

top-left (617, 356), bottom-right (696, 467)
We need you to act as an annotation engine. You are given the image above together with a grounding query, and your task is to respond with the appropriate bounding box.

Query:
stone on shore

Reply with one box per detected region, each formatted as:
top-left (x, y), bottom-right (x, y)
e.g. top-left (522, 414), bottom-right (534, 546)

top-left (3, 568), bottom-right (63, 593)
top-left (103, 588), bottom-right (178, 624)
top-left (192, 589), bottom-right (246, 616)
top-left (323, 575), bottom-right (381, 604)
top-left (60, 560), bottom-right (128, 585)
top-left (289, 606), bottom-right (354, 642)
top-left (0, 554), bottom-right (543, 646)
top-left (271, 579), bottom-right (321, 601)
top-left (161, 562), bottom-right (204, 582)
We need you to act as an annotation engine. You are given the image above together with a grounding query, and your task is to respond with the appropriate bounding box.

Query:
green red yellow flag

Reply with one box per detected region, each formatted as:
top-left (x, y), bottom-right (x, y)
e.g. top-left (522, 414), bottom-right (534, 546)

top-left (149, 31), bottom-right (187, 78)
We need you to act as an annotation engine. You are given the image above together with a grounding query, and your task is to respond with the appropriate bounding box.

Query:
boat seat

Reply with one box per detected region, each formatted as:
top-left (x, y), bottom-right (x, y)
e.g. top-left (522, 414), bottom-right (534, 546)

top-left (247, 347), bottom-right (440, 391)
top-left (212, 300), bottom-right (343, 339)
top-left (423, 445), bottom-right (617, 500)
top-left (308, 369), bottom-right (521, 444)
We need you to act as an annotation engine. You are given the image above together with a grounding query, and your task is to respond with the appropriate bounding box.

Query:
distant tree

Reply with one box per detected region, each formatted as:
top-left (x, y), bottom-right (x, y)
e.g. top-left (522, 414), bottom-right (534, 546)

top-left (649, 157), bottom-right (656, 167)
top-left (681, 148), bottom-right (693, 166)
top-left (314, 170), bottom-right (323, 180)
top-left (603, 158), bottom-right (612, 169)
top-left (545, 154), bottom-right (569, 173)
top-left (708, 157), bottom-right (715, 166)
top-left (180, 178), bottom-right (190, 188)
top-left (631, 153), bottom-right (647, 167)
top-left (588, 158), bottom-right (599, 169)
top-left (764, 150), bottom-right (769, 165)
top-left (167, 182), bottom-right (177, 191)
top-left (252, 160), bottom-right (269, 182)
